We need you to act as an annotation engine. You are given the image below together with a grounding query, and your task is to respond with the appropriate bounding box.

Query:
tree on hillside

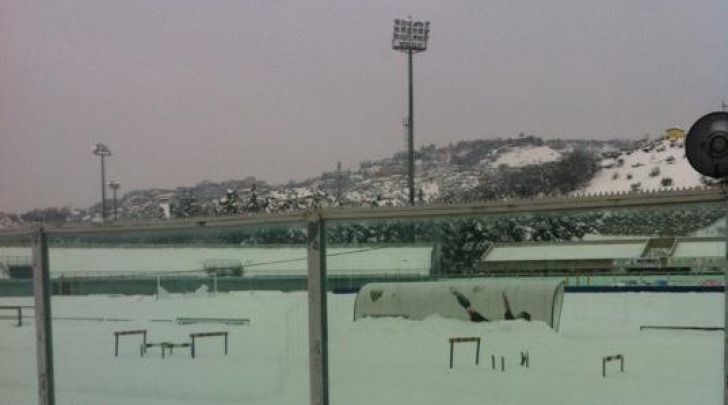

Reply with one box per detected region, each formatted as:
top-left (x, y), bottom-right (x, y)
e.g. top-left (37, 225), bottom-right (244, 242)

top-left (171, 190), bottom-right (201, 218)
top-left (470, 148), bottom-right (599, 201)
top-left (20, 207), bottom-right (71, 224)
top-left (550, 148), bottom-right (599, 193)
top-left (216, 189), bottom-right (242, 215)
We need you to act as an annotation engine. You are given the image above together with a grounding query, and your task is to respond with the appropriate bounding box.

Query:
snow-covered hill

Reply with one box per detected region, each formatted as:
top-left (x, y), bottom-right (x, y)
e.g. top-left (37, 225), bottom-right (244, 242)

top-left (492, 145), bottom-right (563, 168)
top-left (2, 135), bottom-right (711, 225)
top-left (582, 137), bottom-right (705, 194)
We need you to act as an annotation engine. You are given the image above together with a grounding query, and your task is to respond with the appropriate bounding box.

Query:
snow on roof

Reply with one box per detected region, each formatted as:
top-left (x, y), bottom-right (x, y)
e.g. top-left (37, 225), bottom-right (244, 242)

top-left (483, 237), bottom-right (726, 263)
top-left (483, 240), bottom-right (646, 262)
top-left (0, 246), bottom-right (432, 276)
top-left (672, 239), bottom-right (724, 258)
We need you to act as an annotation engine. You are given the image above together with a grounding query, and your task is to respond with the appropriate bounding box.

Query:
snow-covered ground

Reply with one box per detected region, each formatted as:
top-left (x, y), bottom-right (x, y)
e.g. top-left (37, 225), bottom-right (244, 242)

top-left (492, 146), bottom-right (563, 168)
top-left (0, 246), bottom-right (432, 277)
top-left (583, 139), bottom-right (703, 194)
top-left (0, 291), bottom-right (722, 405)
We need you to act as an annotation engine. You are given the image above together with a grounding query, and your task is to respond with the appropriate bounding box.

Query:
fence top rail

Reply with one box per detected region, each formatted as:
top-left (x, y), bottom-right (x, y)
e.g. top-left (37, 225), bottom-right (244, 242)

top-left (449, 337), bottom-right (481, 343)
top-left (176, 317), bottom-right (249, 325)
top-left (321, 186), bottom-right (725, 221)
top-left (114, 329), bottom-right (147, 336)
top-left (190, 331), bottom-right (228, 338)
top-left (0, 187), bottom-right (723, 238)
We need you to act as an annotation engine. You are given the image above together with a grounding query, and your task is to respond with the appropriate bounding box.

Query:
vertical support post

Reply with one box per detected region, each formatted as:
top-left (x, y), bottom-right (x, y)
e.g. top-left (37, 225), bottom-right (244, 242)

top-left (112, 187), bottom-right (117, 221)
top-left (521, 351), bottom-right (530, 367)
top-left (407, 49), bottom-right (415, 206)
top-left (18, 307), bottom-right (22, 327)
top-left (224, 333), bottom-right (228, 355)
top-left (724, 196), bottom-right (728, 405)
top-left (115, 335), bottom-right (119, 357)
top-left (449, 340), bottom-right (454, 369)
top-left (307, 213), bottom-right (329, 405)
top-left (475, 339), bottom-right (480, 365)
top-left (100, 154), bottom-right (107, 224)
top-left (191, 336), bottom-right (196, 359)
top-left (32, 227), bottom-right (55, 405)
top-left (501, 356), bottom-right (505, 372)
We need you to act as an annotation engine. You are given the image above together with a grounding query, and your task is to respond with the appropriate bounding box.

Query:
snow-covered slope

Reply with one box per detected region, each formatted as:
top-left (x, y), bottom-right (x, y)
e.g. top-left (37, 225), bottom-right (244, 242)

top-left (583, 138), bottom-right (704, 194)
top-left (0, 291), bottom-right (721, 404)
top-left (3, 136), bottom-right (712, 224)
top-left (492, 145), bottom-right (563, 168)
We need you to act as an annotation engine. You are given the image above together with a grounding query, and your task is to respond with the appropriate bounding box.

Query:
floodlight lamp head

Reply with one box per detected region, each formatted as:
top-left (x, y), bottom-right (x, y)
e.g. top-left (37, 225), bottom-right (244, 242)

top-left (685, 111), bottom-right (728, 178)
top-left (92, 142), bottom-right (112, 157)
top-left (392, 16), bottom-right (430, 53)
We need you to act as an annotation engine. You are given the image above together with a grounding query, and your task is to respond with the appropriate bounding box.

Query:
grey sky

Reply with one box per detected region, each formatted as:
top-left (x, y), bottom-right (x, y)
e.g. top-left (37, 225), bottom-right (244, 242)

top-left (1, 1), bottom-right (726, 214)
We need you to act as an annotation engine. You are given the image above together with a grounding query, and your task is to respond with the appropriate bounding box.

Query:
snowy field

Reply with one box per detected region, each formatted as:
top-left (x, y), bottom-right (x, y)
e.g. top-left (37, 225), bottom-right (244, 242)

top-left (0, 246), bottom-right (431, 277)
top-left (0, 291), bottom-right (723, 405)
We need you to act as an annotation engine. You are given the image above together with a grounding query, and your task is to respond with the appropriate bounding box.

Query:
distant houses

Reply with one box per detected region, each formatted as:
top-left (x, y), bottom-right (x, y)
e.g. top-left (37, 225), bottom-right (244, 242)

top-left (664, 127), bottom-right (685, 141)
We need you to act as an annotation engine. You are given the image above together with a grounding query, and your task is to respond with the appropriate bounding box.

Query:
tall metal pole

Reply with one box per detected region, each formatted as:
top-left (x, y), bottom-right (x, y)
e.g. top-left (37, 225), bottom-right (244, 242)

top-left (393, 17), bottom-right (429, 206)
top-left (93, 143), bottom-right (112, 224)
top-left (100, 154), bottom-right (107, 223)
top-left (32, 227), bottom-right (55, 405)
top-left (109, 180), bottom-right (120, 221)
top-left (407, 50), bottom-right (415, 206)
top-left (112, 185), bottom-right (117, 221)
top-left (307, 213), bottom-right (329, 405)
top-left (724, 194), bottom-right (728, 405)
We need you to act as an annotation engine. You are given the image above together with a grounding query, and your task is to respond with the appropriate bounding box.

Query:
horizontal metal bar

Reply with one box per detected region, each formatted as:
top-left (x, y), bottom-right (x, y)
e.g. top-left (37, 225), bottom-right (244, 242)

top-left (0, 187), bottom-right (723, 238)
top-left (320, 187), bottom-right (725, 221)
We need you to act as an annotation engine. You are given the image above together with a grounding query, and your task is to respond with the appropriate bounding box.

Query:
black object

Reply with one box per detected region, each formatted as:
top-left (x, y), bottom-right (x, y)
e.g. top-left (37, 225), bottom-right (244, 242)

top-left (685, 111), bottom-right (728, 178)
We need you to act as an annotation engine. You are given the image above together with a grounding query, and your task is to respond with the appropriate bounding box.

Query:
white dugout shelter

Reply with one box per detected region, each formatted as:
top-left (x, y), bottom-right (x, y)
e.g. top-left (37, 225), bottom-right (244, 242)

top-left (355, 279), bottom-right (566, 330)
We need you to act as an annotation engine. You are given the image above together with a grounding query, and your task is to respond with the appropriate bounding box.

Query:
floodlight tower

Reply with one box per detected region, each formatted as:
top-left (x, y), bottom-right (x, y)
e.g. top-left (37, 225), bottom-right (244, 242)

top-left (92, 143), bottom-right (112, 223)
top-left (108, 180), bottom-right (120, 221)
top-left (392, 16), bottom-right (430, 206)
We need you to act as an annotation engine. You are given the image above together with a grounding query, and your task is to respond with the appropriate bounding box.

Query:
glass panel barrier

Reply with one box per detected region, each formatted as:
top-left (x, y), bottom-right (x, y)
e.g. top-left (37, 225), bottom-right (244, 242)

top-left (324, 199), bottom-right (724, 405)
top-left (1, 195), bottom-right (725, 405)
top-left (0, 231), bottom-right (37, 403)
top-left (1, 221), bottom-right (312, 404)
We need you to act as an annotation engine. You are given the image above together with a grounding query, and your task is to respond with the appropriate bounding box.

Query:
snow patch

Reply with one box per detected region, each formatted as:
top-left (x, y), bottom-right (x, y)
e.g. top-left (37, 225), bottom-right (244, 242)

top-left (492, 146), bottom-right (563, 168)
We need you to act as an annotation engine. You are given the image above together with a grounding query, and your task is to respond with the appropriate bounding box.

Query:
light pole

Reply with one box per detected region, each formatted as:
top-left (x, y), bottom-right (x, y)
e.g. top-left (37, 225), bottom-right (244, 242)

top-left (108, 180), bottom-right (120, 221)
top-left (92, 143), bottom-right (112, 223)
top-left (392, 16), bottom-right (430, 205)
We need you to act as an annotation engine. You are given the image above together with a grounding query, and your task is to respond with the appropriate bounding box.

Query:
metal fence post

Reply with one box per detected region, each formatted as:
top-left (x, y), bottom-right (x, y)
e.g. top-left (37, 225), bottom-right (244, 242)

top-left (32, 227), bottom-right (55, 405)
top-left (307, 212), bottom-right (329, 405)
top-left (724, 196), bottom-right (728, 405)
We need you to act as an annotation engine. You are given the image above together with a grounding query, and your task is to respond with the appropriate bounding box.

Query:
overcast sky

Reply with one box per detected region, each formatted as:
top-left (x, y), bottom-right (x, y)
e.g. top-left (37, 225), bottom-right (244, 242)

top-left (1, 1), bottom-right (726, 214)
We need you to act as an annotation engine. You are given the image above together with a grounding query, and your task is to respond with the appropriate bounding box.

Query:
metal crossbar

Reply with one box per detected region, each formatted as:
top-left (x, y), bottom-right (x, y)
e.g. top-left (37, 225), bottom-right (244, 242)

top-left (0, 306), bottom-right (23, 327)
top-left (448, 336), bottom-right (481, 368)
top-left (0, 187), bottom-right (721, 238)
top-left (602, 354), bottom-right (625, 377)
top-left (190, 332), bottom-right (228, 359)
top-left (114, 329), bottom-right (147, 357)
top-left (176, 317), bottom-right (249, 326)
top-left (640, 325), bottom-right (723, 331)
top-left (140, 342), bottom-right (192, 358)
